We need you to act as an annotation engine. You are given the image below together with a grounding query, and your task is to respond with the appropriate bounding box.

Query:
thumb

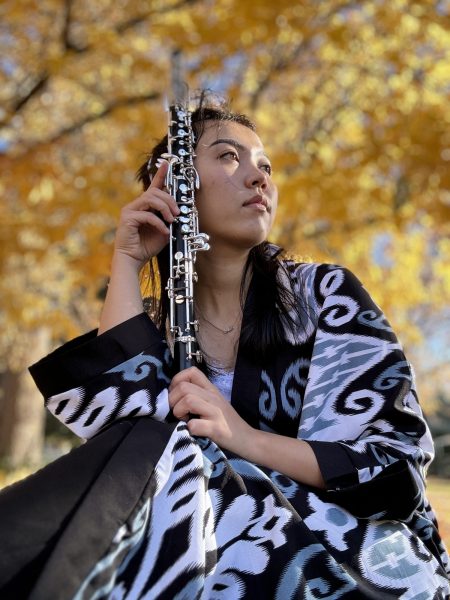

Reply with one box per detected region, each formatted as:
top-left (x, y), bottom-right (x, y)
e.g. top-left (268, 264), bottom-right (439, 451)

top-left (170, 366), bottom-right (214, 392)
top-left (150, 158), bottom-right (169, 190)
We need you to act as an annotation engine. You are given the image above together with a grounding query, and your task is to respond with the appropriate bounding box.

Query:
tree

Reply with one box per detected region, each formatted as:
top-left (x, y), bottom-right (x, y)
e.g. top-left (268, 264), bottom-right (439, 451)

top-left (1, 0), bottom-right (449, 463)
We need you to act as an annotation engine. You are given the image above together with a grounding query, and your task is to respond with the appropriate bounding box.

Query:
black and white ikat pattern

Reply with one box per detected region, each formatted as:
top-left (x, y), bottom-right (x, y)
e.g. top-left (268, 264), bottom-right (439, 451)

top-left (31, 262), bottom-right (450, 599)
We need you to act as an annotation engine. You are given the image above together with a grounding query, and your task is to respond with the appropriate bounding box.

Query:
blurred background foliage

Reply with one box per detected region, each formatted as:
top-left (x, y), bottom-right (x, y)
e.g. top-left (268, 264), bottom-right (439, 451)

top-left (0, 0), bottom-right (449, 482)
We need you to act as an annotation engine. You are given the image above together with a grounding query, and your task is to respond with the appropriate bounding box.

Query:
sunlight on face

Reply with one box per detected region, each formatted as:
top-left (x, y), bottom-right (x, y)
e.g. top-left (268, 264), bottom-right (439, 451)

top-left (193, 121), bottom-right (278, 251)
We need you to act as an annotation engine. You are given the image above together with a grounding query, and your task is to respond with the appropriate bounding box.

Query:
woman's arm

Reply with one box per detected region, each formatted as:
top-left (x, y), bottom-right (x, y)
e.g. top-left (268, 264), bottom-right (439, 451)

top-left (168, 367), bottom-right (325, 489)
top-left (29, 161), bottom-right (181, 439)
top-left (294, 264), bottom-right (432, 519)
top-left (238, 429), bottom-right (325, 489)
top-left (97, 253), bottom-right (144, 335)
top-left (98, 159), bottom-right (179, 335)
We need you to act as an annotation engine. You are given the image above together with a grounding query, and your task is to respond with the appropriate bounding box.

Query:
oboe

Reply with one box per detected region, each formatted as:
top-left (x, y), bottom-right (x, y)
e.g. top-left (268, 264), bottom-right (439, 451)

top-left (164, 57), bottom-right (210, 371)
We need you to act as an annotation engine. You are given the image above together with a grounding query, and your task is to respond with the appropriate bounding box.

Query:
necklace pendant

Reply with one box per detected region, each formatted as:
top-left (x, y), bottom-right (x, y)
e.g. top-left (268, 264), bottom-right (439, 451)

top-left (196, 308), bottom-right (239, 335)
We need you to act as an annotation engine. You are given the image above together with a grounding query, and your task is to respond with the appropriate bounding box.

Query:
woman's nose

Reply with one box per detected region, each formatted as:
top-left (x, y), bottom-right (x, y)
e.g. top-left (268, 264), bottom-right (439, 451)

top-left (245, 164), bottom-right (267, 189)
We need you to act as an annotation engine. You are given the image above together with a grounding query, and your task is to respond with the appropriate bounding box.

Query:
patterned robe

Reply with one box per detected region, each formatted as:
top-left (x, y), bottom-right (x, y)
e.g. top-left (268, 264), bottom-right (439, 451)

top-left (0, 261), bottom-right (449, 599)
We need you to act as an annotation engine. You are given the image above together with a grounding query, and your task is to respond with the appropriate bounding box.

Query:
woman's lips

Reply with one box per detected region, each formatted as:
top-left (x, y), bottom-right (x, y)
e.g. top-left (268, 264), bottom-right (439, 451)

top-left (243, 195), bottom-right (268, 210)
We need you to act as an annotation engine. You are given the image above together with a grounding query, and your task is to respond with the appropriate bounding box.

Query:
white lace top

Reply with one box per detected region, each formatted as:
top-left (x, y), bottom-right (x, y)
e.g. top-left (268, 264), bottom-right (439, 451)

top-left (208, 367), bottom-right (235, 402)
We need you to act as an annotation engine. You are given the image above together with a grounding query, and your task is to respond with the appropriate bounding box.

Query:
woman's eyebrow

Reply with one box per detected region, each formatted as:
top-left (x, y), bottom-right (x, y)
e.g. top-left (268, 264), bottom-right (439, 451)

top-left (208, 138), bottom-right (245, 151)
top-left (208, 138), bottom-right (268, 158)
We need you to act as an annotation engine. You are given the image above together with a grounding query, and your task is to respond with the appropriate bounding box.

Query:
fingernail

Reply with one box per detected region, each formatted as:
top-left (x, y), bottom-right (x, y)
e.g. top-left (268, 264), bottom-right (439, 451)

top-left (156, 158), bottom-right (168, 169)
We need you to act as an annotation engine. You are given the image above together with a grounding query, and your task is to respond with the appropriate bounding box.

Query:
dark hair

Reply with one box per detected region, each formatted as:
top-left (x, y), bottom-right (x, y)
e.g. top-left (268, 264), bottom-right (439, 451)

top-left (136, 98), bottom-right (256, 188)
top-left (136, 95), bottom-right (303, 365)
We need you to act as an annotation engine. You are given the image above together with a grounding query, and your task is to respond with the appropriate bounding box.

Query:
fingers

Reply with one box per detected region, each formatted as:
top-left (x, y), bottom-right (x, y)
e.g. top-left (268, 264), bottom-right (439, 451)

top-left (169, 374), bottom-right (220, 419)
top-left (187, 417), bottom-right (214, 438)
top-left (167, 371), bottom-right (245, 447)
top-left (126, 191), bottom-right (178, 224)
top-left (169, 380), bottom-right (211, 408)
top-left (127, 160), bottom-right (179, 216)
top-left (122, 209), bottom-right (171, 236)
top-left (171, 394), bottom-right (217, 422)
top-left (169, 367), bottom-right (215, 392)
top-left (149, 158), bottom-right (169, 190)
top-left (169, 368), bottom-right (227, 430)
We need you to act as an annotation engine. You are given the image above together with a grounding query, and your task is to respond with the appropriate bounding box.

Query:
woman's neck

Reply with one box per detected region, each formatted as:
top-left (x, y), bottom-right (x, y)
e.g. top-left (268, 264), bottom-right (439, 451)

top-left (194, 246), bottom-right (251, 318)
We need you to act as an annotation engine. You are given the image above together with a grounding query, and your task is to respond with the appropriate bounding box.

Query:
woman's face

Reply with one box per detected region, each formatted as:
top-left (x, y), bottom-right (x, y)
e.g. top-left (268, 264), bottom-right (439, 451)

top-left (193, 120), bottom-right (278, 251)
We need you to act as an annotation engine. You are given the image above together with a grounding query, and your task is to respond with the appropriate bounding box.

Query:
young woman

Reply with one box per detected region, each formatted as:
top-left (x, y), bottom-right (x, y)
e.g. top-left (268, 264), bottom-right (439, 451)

top-left (1, 103), bottom-right (449, 599)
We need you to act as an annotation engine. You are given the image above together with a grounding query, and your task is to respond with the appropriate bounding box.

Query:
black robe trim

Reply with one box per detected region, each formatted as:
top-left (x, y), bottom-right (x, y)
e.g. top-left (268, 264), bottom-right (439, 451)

top-left (0, 418), bottom-right (176, 600)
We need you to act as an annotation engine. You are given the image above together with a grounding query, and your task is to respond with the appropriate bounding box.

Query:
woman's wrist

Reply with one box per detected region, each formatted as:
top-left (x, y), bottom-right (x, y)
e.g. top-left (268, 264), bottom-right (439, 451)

top-left (236, 428), bottom-right (325, 489)
top-left (97, 252), bottom-right (146, 335)
top-left (111, 249), bottom-right (144, 275)
top-left (233, 425), bottom-right (264, 463)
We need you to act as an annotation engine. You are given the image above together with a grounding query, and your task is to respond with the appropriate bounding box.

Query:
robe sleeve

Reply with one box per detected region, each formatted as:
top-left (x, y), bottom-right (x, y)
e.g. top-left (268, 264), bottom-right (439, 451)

top-left (299, 265), bottom-right (434, 521)
top-left (29, 313), bottom-right (173, 440)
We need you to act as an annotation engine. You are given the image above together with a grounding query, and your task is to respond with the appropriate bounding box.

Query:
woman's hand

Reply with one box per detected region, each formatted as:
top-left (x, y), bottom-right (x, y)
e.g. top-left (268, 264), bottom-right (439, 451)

top-left (169, 367), bottom-right (325, 488)
top-left (113, 160), bottom-right (180, 268)
top-left (168, 367), bottom-right (254, 456)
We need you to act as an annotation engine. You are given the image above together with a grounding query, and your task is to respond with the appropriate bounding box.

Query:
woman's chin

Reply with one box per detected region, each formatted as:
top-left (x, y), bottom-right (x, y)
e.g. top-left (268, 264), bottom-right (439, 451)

top-left (208, 231), bottom-right (268, 252)
top-left (207, 222), bottom-right (270, 249)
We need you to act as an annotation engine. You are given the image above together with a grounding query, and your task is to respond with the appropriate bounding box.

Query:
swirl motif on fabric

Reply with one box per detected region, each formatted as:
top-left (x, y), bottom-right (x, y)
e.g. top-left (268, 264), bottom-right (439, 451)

top-left (259, 370), bottom-right (277, 421)
top-left (357, 309), bottom-right (393, 332)
top-left (280, 358), bottom-right (309, 419)
top-left (106, 352), bottom-right (170, 384)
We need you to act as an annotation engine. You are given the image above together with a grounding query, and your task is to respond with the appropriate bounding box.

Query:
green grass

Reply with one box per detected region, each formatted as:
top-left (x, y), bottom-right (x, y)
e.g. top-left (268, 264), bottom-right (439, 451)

top-left (427, 476), bottom-right (450, 550)
top-left (1, 468), bottom-right (449, 550)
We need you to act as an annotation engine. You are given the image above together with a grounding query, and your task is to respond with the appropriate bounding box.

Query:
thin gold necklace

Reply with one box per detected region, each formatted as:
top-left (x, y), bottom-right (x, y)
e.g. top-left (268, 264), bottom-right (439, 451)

top-left (196, 306), bottom-right (241, 335)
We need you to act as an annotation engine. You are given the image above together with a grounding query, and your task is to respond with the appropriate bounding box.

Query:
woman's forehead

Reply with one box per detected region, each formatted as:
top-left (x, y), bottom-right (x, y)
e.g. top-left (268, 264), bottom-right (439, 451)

top-left (197, 120), bottom-right (264, 151)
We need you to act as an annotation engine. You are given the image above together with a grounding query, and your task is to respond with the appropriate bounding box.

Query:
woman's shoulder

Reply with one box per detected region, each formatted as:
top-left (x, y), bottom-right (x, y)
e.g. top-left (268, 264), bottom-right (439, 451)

top-left (267, 244), bottom-right (343, 275)
top-left (280, 258), bottom-right (387, 332)
top-left (267, 243), bottom-right (372, 305)
top-left (273, 260), bottom-right (351, 345)
top-left (280, 259), bottom-right (361, 293)
top-left (279, 259), bottom-right (378, 317)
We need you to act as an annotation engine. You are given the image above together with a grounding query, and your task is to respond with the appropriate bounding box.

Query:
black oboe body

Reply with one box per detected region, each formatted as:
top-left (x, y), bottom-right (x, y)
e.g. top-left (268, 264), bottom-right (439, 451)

top-left (165, 100), bottom-right (209, 371)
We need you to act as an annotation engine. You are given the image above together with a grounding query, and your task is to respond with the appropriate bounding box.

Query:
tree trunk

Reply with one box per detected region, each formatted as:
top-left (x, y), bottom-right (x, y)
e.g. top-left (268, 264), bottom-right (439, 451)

top-left (0, 328), bottom-right (50, 469)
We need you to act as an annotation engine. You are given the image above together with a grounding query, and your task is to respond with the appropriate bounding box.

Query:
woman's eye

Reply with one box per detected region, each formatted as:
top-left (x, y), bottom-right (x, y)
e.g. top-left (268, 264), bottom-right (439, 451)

top-left (261, 164), bottom-right (272, 175)
top-left (220, 151), bottom-right (239, 161)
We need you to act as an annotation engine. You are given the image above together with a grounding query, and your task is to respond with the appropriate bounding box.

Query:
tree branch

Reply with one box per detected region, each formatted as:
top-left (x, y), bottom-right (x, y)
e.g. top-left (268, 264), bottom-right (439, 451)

top-left (13, 74), bottom-right (49, 113)
top-left (249, 0), bottom-right (372, 109)
top-left (62, 0), bottom-right (85, 52)
top-left (7, 0), bottom-right (81, 119)
top-left (116, 0), bottom-right (199, 33)
top-left (14, 91), bottom-right (161, 154)
top-left (249, 40), bottom-right (311, 109)
top-left (5, 0), bottom-right (199, 121)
